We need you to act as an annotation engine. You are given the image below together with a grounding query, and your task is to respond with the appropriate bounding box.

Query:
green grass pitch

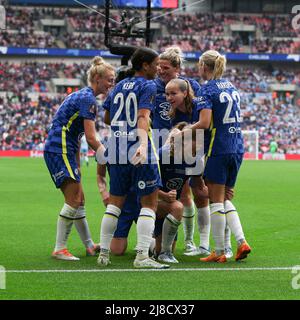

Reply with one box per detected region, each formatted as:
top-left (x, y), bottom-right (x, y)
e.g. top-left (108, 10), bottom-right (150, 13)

top-left (0, 157), bottom-right (300, 300)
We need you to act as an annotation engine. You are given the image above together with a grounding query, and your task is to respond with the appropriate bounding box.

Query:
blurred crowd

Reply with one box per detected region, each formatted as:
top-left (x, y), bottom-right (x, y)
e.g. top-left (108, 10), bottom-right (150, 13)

top-left (242, 93), bottom-right (300, 154)
top-left (1, 6), bottom-right (299, 53)
top-left (0, 62), bottom-right (299, 154)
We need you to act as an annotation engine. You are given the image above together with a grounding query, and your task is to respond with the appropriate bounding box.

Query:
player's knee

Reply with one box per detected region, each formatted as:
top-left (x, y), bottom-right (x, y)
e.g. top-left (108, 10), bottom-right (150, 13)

top-left (180, 195), bottom-right (193, 207)
top-left (194, 197), bottom-right (209, 208)
top-left (192, 187), bottom-right (209, 206)
top-left (110, 238), bottom-right (127, 256)
top-left (170, 201), bottom-right (184, 220)
top-left (111, 247), bottom-right (126, 256)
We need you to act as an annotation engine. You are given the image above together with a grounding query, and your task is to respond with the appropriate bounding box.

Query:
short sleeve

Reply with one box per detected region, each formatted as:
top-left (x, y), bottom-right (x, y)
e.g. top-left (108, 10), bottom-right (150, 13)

top-left (139, 81), bottom-right (157, 111)
top-left (196, 84), bottom-right (213, 112)
top-left (79, 93), bottom-right (97, 121)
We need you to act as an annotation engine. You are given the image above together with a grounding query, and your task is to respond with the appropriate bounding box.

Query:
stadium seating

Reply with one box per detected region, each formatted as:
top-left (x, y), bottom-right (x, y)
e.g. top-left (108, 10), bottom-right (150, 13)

top-left (0, 61), bottom-right (299, 154)
top-left (1, 6), bottom-right (299, 53)
top-left (0, 5), bottom-right (299, 154)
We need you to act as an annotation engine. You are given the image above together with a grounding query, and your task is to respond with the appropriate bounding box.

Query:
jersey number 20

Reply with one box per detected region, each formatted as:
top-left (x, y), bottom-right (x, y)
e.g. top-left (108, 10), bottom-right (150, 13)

top-left (220, 91), bottom-right (242, 124)
top-left (111, 92), bottom-right (138, 127)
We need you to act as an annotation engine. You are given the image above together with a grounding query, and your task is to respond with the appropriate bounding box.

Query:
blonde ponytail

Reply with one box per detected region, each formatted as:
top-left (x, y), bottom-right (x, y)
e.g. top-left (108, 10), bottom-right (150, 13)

top-left (212, 54), bottom-right (226, 79)
top-left (199, 50), bottom-right (226, 80)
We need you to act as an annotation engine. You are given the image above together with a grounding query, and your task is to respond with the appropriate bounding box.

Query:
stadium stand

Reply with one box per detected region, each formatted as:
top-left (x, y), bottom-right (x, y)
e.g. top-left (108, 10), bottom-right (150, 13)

top-left (1, 6), bottom-right (299, 53)
top-left (0, 2), bottom-right (299, 156)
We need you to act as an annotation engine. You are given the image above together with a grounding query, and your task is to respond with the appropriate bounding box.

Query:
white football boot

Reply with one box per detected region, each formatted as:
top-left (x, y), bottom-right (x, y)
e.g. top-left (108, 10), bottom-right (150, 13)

top-left (158, 252), bottom-right (179, 264)
top-left (133, 257), bottom-right (170, 269)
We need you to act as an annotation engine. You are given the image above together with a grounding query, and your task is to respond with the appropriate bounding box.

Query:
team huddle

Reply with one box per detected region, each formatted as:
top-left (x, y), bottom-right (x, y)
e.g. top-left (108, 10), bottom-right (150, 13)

top-left (44, 46), bottom-right (251, 269)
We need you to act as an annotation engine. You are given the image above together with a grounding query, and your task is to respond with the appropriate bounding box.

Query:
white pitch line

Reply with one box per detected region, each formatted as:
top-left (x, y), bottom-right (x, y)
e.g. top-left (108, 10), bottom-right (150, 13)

top-left (4, 267), bottom-right (295, 273)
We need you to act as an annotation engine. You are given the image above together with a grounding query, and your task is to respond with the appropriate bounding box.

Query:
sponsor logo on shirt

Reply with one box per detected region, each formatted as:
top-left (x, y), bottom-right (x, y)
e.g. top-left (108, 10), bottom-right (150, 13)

top-left (159, 102), bottom-right (171, 121)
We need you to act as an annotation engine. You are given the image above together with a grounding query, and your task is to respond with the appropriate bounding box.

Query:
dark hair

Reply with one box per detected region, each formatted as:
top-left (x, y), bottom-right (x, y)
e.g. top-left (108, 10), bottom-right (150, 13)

top-left (131, 47), bottom-right (159, 71)
top-left (115, 65), bottom-right (135, 83)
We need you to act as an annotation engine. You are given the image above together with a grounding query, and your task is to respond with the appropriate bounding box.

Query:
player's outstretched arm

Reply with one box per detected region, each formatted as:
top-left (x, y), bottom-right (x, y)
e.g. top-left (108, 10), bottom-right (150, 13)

top-left (131, 109), bottom-right (151, 165)
top-left (84, 119), bottom-right (101, 152)
top-left (190, 109), bottom-right (212, 130)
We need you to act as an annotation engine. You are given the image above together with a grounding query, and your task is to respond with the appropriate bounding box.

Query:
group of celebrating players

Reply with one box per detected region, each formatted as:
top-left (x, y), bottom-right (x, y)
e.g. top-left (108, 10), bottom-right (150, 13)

top-left (43, 45), bottom-right (252, 269)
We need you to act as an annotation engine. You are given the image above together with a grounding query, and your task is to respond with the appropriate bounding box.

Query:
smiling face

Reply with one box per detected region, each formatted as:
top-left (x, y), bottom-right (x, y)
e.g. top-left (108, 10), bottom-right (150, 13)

top-left (146, 57), bottom-right (159, 80)
top-left (158, 59), bottom-right (180, 84)
top-left (94, 69), bottom-right (115, 96)
top-left (165, 81), bottom-right (187, 110)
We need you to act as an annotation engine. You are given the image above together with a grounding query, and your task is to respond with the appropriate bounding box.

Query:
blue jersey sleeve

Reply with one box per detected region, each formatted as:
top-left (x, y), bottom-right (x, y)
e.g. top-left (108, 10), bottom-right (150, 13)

top-left (79, 94), bottom-right (97, 121)
top-left (197, 84), bottom-right (213, 112)
top-left (139, 81), bottom-right (157, 111)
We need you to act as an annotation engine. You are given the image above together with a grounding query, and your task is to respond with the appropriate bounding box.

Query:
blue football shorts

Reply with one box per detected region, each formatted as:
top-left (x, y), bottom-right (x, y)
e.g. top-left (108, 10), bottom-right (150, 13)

top-left (203, 153), bottom-right (243, 188)
top-left (44, 151), bottom-right (80, 188)
top-left (109, 163), bottom-right (162, 197)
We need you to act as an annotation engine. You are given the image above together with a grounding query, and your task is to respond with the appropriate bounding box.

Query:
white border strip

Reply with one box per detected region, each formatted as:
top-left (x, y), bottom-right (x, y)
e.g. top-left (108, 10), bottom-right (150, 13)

top-left (5, 267), bottom-right (294, 273)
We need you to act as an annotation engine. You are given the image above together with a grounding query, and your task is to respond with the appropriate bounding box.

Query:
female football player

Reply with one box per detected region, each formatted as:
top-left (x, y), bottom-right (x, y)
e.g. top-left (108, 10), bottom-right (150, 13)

top-left (97, 47), bottom-right (169, 269)
top-left (152, 46), bottom-right (206, 255)
top-left (155, 122), bottom-right (199, 263)
top-left (44, 56), bottom-right (115, 260)
top-left (165, 78), bottom-right (213, 256)
top-left (190, 50), bottom-right (251, 263)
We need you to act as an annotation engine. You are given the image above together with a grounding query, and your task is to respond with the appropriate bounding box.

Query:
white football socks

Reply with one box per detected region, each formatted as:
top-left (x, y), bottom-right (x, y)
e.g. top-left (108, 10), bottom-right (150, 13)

top-left (224, 223), bottom-right (231, 249)
top-left (197, 206), bottom-right (210, 250)
top-left (161, 214), bottom-right (181, 253)
top-left (224, 200), bottom-right (245, 246)
top-left (182, 204), bottom-right (195, 242)
top-left (210, 203), bottom-right (226, 255)
top-left (55, 203), bottom-right (77, 252)
top-left (136, 208), bottom-right (156, 260)
top-left (74, 206), bottom-right (94, 249)
top-left (100, 204), bottom-right (121, 253)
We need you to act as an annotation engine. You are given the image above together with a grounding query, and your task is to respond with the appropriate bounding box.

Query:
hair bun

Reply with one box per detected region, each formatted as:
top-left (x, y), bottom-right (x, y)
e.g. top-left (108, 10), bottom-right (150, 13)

top-left (166, 46), bottom-right (183, 56)
top-left (92, 56), bottom-right (104, 67)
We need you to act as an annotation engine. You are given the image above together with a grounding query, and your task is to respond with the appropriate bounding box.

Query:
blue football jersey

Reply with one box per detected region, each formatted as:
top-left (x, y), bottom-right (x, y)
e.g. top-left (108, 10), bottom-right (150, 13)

top-left (171, 99), bottom-right (202, 127)
top-left (159, 145), bottom-right (191, 199)
top-left (44, 87), bottom-right (97, 154)
top-left (104, 76), bottom-right (157, 163)
top-left (198, 79), bottom-right (244, 155)
top-left (152, 77), bottom-right (201, 130)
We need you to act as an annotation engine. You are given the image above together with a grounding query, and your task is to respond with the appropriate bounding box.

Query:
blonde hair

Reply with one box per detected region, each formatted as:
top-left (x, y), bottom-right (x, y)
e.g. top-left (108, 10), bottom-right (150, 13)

top-left (87, 56), bottom-right (114, 84)
top-left (159, 46), bottom-right (184, 68)
top-left (199, 50), bottom-right (226, 79)
top-left (167, 78), bottom-right (195, 119)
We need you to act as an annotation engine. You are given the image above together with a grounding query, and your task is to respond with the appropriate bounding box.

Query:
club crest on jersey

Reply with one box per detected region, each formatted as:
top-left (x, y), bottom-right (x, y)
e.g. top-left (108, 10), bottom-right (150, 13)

top-left (166, 178), bottom-right (183, 191)
top-left (138, 181), bottom-right (146, 190)
top-left (159, 102), bottom-right (171, 121)
top-left (89, 104), bottom-right (96, 114)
